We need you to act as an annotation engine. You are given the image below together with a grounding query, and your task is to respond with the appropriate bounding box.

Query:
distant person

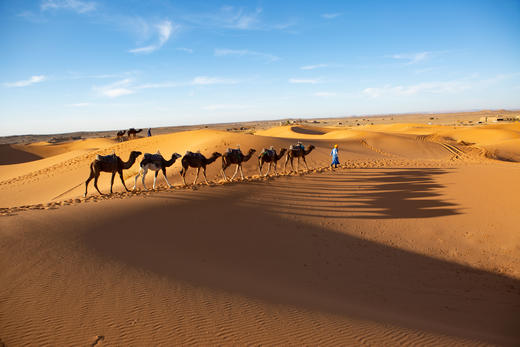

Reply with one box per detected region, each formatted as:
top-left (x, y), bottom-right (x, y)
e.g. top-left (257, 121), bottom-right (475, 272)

top-left (330, 144), bottom-right (339, 169)
top-left (147, 128), bottom-right (152, 137)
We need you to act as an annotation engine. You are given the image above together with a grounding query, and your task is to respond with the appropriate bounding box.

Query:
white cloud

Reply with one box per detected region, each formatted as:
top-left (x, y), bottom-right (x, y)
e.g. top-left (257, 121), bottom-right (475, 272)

top-left (4, 75), bottom-right (46, 87)
top-left (185, 6), bottom-right (262, 30)
top-left (289, 78), bottom-right (319, 84)
top-left (95, 78), bottom-right (135, 98)
top-left (191, 76), bottom-right (238, 85)
top-left (202, 104), bottom-right (249, 111)
top-left (129, 20), bottom-right (179, 54)
top-left (41, 0), bottom-right (96, 13)
top-left (389, 51), bottom-right (431, 65)
top-left (363, 80), bottom-right (472, 98)
top-left (314, 92), bottom-right (337, 97)
top-left (66, 102), bottom-right (90, 107)
top-left (321, 13), bottom-right (342, 19)
top-left (177, 47), bottom-right (193, 53)
top-left (301, 64), bottom-right (329, 70)
top-left (214, 48), bottom-right (279, 62)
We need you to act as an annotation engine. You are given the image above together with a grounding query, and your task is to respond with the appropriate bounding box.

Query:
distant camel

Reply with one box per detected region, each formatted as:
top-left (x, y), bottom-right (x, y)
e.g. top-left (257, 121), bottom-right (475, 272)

top-left (84, 151), bottom-right (142, 196)
top-left (128, 128), bottom-right (142, 139)
top-left (258, 147), bottom-right (287, 176)
top-left (221, 147), bottom-right (256, 181)
top-left (116, 130), bottom-right (126, 142)
top-left (133, 151), bottom-right (182, 190)
top-left (284, 143), bottom-right (316, 173)
top-left (180, 151), bottom-right (222, 186)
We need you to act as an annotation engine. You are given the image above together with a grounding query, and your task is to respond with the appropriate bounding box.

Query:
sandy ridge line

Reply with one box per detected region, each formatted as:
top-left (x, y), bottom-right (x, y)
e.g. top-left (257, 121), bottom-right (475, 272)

top-left (0, 141), bottom-right (137, 187)
top-left (0, 158), bottom-right (462, 216)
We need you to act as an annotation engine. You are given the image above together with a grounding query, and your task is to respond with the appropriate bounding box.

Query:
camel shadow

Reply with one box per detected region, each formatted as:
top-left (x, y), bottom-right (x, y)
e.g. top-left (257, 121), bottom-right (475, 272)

top-left (81, 177), bottom-right (519, 345)
top-left (249, 168), bottom-right (461, 219)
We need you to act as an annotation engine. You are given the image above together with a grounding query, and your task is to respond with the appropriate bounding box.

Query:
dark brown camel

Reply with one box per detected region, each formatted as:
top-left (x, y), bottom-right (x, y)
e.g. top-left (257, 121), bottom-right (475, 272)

top-left (284, 144), bottom-right (316, 173)
top-left (258, 147), bottom-right (287, 176)
top-left (127, 128), bottom-right (142, 139)
top-left (133, 151), bottom-right (182, 190)
top-left (116, 130), bottom-right (126, 142)
top-left (180, 151), bottom-right (222, 185)
top-left (221, 148), bottom-right (256, 181)
top-left (84, 151), bottom-right (142, 197)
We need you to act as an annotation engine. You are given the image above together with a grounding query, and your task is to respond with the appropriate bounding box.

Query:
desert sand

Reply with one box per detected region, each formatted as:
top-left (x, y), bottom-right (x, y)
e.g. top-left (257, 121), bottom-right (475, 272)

top-left (1, 113), bottom-right (519, 346)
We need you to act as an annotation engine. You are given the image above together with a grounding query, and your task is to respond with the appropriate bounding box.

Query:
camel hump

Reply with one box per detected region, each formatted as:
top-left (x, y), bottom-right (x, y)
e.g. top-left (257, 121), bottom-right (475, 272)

top-left (227, 148), bottom-right (242, 155)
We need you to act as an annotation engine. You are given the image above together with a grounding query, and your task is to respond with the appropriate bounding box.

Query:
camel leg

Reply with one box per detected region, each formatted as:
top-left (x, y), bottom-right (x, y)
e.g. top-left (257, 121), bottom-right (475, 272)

top-left (258, 160), bottom-right (263, 176)
top-left (193, 167), bottom-right (200, 185)
top-left (239, 165), bottom-right (245, 180)
top-left (231, 165), bottom-right (240, 180)
top-left (284, 156), bottom-right (289, 173)
top-left (110, 172), bottom-right (116, 194)
top-left (181, 167), bottom-right (188, 186)
top-left (84, 168), bottom-right (95, 197)
top-left (302, 156), bottom-right (309, 171)
top-left (265, 162), bottom-right (271, 177)
top-left (93, 173), bottom-right (103, 195)
top-left (142, 167), bottom-right (149, 190)
top-left (290, 157), bottom-right (295, 172)
top-left (221, 168), bottom-right (228, 181)
top-left (153, 170), bottom-right (158, 190)
top-left (133, 167), bottom-right (142, 190)
top-left (119, 170), bottom-right (130, 192)
top-left (273, 162), bottom-right (277, 175)
top-left (162, 168), bottom-right (172, 188)
top-left (203, 167), bottom-right (210, 185)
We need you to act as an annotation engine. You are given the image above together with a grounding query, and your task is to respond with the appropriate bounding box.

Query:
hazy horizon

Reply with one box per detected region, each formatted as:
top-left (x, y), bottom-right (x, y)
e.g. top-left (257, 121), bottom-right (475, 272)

top-left (1, 0), bottom-right (519, 136)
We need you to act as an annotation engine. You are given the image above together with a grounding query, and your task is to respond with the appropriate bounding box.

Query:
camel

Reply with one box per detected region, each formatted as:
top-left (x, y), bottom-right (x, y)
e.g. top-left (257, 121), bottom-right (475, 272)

top-left (284, 143), bottom-right (316, 173)
top-left (180, 151), bottom-right (222, 186)
top-left (116, 130), bottom-right (126, 142)
top-left (127, 128), bottom-right (142, 139)
top-left (84, 151), bottom-right (142, 197)
top-left (221, 147), bottom-right (256, 181)
top-left (258, 147), bottom-right (287, 176)
top-left (133, 151), bottom-right (182, 190)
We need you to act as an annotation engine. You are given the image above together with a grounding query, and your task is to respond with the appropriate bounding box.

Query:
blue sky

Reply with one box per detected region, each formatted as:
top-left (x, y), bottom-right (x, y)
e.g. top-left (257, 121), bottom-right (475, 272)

top-left (1, 0), bottom-right (519, 136)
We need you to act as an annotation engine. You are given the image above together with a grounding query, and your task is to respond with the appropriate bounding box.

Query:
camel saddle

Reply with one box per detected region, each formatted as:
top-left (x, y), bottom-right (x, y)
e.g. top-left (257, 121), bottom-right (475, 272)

top-left (95, 153), bottom-right (118, 163)
top-left (142, 153), bottom-right (163, 165)
top-left (261, 148), bottom-right (275, 157)
top-left (226, 148), bottom-right (242, 155)
top-left (185, 150), bottom-right (204, 159)
top-left (290, 143), bottom-right (305, 150)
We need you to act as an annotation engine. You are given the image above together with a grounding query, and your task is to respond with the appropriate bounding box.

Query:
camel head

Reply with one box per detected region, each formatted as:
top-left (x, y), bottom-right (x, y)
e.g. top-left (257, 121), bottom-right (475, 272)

top-left (308, 145), bottom-right (316, 150)
top-left (171, 153), bottom-right (182, 160)
top-left (279, 148), bottom-right (287, 154)
top-left (211, 152), bottom-right (223, 158)
top-left (247, 148), bottom-right (257, 155)
top-left (130, 151), bottom-right (142, 158)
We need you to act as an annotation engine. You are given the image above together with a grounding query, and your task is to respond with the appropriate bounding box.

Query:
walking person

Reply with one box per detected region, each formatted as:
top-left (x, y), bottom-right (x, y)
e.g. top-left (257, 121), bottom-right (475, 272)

top-left (147, 128), bottom-right (152, 137)
top-left (330, 144), bottom-right (339, 169)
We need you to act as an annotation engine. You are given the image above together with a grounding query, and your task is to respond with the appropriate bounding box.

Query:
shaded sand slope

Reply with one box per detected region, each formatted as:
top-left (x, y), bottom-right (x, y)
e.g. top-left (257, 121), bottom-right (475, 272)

top-left (1, 165), bottom-right (519, 346)
top-left (0, 144), bottom-right (41, 165)
top-left (0, 127), bottom-right (459, 207)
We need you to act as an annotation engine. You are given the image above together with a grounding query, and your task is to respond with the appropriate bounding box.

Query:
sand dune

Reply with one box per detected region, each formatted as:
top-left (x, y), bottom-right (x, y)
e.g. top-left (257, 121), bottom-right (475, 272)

top-left (1, 121), bottom-right (519, 345)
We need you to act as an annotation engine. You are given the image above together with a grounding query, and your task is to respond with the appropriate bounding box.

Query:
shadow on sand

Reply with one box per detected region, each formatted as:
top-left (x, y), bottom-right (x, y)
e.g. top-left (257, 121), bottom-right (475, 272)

top-left (82, 168), bottom-right (519, 345)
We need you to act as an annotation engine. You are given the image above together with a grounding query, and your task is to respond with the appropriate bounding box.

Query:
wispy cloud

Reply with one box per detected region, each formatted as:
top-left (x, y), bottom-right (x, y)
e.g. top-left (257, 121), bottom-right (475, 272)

top-left (321, 13), bottom-right (343, 19)
top-left (314, 92), bottom-right (337, 97)
top-left (363, 80), bottom-right (471, 98)
top-left (202, 104), bottom-right (250, 111)
top-left (129, 20), bottom-right (179, 54)
top-left (177, 47), bottom-right (193, 53)
top-left (185, 6), bottom-right (262, 30)
top-left (215, 48), bottom-right (279, 62)
top-left (301, 64), bottom-right (329, 70)
top-left (4, 75), bottom-right (46, 87)
top-left (66, 102), bottom-right (91, 107)
top-left (289, 78), bottom-right (319, 84)
top-left (389, 51), bottom-right (431, 65)
top-left (191, 76), bottom-right (238, 85)
top-left (94, 78), bottom-right (135, 98)
top-left (41, 0), bottom-right (96, 13)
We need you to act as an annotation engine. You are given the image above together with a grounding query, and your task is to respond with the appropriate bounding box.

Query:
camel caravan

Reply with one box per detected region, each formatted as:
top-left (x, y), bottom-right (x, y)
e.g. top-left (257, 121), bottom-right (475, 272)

top-left (116, 128), bottom-right (143, 142)
top-left (84, 142), bottom-right (316, 196)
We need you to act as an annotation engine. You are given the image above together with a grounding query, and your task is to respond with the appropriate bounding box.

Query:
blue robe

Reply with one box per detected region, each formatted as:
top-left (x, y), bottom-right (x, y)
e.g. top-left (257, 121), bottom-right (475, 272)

top-left (331, 148), bottom-right (339, 165)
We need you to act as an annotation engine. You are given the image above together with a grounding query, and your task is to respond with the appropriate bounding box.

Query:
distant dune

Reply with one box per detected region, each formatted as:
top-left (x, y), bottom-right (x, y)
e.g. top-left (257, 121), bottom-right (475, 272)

top-left (1, 115), bottom-right (519, 346)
